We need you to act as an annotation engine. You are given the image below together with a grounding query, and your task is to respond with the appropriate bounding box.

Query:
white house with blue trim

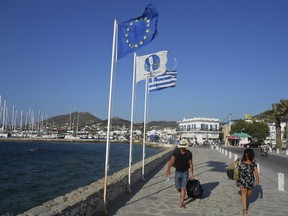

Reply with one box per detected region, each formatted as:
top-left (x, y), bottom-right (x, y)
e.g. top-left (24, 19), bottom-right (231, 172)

top-left (178, 117), bottom-right (220, 145)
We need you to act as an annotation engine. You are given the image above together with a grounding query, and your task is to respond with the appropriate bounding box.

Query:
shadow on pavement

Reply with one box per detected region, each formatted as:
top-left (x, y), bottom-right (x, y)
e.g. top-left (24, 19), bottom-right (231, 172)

top-left (196, 161), bottom-right (228, 177)
top-left (202, 181), bottom-right (220, 198)
top-left (250, 185), bottom-right (263, 203)
top-left (206, 161), bottom-right (228, 172)
top-left (184, 181), bottom-right (219, 206)
top-left (107, 158), bottom-right (170, 215)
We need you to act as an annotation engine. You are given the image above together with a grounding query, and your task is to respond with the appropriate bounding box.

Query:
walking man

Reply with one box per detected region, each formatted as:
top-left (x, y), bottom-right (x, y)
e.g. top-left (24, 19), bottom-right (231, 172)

top-left (166, 138), bottom-right (194, 208)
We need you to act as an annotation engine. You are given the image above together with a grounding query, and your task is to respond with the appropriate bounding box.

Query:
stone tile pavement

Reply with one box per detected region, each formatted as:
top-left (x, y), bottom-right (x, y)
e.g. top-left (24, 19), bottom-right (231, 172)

top-left (106, 147), bottom-right (288, 216)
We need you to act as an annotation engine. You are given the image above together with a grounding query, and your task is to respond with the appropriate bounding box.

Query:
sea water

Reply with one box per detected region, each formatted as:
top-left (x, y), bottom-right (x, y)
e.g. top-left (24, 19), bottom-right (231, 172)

top-left (0, 141), bottom-right (162, 215)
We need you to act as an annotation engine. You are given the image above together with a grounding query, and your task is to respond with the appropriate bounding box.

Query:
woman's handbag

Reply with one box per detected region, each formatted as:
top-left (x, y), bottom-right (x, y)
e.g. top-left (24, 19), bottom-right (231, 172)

top-left (227, 159), bottom-right (240, 181)
top-left (226, 168), bottom-right (234, 179)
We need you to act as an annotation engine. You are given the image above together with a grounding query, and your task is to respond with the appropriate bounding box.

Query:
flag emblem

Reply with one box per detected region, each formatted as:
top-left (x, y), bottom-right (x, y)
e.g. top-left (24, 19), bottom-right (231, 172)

top-left (136, 50), bottom-right (168, 82)
top-left (144, 54), bottom-right (162, 76)
top-left (124, 17), bottom-right (151, 49)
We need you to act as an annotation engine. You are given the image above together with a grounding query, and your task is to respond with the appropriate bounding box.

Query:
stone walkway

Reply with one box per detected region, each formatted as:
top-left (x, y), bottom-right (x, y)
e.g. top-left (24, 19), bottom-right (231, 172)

top-left (107, 147), bottom-right (288, 216)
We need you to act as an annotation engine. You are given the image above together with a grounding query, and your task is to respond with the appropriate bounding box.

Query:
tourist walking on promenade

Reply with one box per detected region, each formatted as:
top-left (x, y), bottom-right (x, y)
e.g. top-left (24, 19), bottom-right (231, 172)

top-left (166, 139), bottom-right (194, 208)
top-left (237, 148), bottom-right (260, 214)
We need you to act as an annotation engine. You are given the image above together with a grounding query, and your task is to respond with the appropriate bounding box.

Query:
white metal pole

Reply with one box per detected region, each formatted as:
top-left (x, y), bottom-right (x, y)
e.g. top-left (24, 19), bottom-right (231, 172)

top-left (128, 52), bottom-right (137, 192)
top-left (142, 78), bottom-right (148, 180)
top-left (103, 19), bottom-right (117, 211)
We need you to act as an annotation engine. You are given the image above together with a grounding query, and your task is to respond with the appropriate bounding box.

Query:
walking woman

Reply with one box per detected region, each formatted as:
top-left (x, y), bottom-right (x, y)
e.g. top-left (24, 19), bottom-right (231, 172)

top-left (237, 148), bottom-right (260, 214)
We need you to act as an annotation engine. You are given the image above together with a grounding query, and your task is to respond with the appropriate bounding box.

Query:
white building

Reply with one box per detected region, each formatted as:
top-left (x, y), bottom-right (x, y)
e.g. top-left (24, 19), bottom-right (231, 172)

top-left (178, 117), bottom-right (220, 144)
top-left (265, 122), bottom-right (286, 147)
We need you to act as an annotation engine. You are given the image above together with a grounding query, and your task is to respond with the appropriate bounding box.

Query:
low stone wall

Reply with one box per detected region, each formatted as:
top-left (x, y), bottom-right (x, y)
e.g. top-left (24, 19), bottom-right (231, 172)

top-left (19, 147), bottom-right (174, 216)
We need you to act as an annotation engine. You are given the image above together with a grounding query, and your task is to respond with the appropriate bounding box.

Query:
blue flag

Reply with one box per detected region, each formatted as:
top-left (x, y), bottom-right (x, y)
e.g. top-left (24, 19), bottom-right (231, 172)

top-left (148, 71), bottom-right (177, 92)
top-left (117, 3), bottom-right (159, 60)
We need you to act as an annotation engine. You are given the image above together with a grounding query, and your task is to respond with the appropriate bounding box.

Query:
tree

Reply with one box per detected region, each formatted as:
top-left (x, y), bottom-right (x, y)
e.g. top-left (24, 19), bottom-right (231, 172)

top-left (249, 121), bottom-right (270, 141)
top-left (279, 99), bottom-right (288, 143)
top-left (231, 119), bottom-right (269, 141)
top-left (270, 103), bottom-right (282, 150)
top-left (230, 119), bottom-right (250, 134)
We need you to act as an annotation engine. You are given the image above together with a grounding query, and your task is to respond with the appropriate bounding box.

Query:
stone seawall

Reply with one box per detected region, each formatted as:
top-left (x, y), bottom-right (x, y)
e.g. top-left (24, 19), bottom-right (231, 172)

top-left (18, 147), bottom-right (174, 216)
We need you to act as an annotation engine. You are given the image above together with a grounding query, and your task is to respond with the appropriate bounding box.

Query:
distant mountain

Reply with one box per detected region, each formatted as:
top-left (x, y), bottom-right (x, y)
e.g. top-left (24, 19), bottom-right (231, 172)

top-left (253, 110), bottom-right (274, 122)
top-left (146, 121), bottom-right (178, 130)
top-left (47, 112), bottom-right (102, 129)
top-left (101, 117), bottom-right (138, 129)
top-left (46, 112), bottom-right (177, 131)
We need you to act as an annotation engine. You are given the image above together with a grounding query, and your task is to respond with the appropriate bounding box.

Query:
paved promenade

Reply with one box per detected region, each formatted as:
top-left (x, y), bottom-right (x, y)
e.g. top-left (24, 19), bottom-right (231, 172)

top-left (107, 147), bottom-right (288, 216)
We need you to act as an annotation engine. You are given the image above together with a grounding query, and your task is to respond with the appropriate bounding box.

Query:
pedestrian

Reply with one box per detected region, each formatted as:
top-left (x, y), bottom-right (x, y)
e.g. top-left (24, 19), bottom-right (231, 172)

top-left (237, 148), bottom-right (260, 214)
top-left (166, 138), bottom-right (194, 208)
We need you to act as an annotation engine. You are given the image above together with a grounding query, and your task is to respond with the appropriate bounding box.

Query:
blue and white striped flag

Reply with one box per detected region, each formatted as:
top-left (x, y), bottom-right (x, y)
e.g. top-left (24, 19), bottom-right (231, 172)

top-left (148, 71), bottom-right (177, 92)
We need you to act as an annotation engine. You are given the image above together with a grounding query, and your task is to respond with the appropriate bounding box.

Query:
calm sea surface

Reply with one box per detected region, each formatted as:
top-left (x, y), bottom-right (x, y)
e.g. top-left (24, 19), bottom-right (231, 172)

top-left (0, 141), bottom-right (162, 215)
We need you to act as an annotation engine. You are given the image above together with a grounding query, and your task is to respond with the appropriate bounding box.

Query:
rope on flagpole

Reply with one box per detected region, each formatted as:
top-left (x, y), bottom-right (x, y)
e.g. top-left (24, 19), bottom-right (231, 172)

top-left (172, 57), bottom-right (177, 71)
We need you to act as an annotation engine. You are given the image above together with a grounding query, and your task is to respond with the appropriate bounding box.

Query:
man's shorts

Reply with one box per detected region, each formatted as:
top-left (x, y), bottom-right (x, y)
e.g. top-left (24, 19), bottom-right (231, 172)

top-left (175, 170), bottom-right (189, 189)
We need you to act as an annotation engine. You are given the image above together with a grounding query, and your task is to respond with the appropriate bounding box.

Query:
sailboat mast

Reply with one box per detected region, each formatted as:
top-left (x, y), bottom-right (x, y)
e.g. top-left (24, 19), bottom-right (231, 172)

top-left (2, 100), bottom-right (6, 130)
top-left (20, 110), bottom-right (23, 132)
top-left (12, 105), bottom-right (14, 131)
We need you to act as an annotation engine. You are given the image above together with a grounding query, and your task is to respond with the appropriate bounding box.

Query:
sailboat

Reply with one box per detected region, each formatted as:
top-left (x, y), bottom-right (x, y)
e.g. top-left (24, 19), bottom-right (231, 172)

top-left (0, 97), bottom-right (9, 138)
top-left (64, 111), bottom-right (80, 140)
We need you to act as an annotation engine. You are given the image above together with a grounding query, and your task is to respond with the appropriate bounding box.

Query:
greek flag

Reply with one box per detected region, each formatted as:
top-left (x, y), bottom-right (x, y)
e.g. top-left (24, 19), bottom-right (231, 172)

top-left (148, 71), bottom-right (177, 92)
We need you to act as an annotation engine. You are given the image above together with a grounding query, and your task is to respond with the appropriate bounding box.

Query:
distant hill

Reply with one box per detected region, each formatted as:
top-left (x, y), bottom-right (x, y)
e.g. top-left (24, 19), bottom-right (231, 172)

top-left (101, 117), bottom-right (139, 129)
top-left (46, 112), bottom-right (177, 131)
top-left (146, 121), bottom-right (178, 130)
top-left (100, 118), bottom-right (178, 130)
top-left (47, 112), bottom-right (102, 129)
top-left (253, 110), bottom-right (275, 122)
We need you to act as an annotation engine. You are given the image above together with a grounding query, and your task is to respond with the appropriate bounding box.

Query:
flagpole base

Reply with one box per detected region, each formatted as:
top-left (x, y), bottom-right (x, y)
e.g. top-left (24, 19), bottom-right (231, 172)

top-left (99, 208), bottom-right (108, 216)
top-left (126, 187), bottom-right (132, 195)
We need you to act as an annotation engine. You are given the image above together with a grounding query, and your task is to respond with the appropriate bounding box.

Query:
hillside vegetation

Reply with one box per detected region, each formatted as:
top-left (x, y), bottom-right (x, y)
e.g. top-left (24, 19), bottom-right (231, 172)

top-left (47, 112), bottom-right (177, 130)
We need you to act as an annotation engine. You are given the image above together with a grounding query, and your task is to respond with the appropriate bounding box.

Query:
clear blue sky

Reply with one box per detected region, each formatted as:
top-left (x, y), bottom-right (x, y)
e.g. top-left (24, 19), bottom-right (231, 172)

top-left (0, 0), bottom-right (287, 123)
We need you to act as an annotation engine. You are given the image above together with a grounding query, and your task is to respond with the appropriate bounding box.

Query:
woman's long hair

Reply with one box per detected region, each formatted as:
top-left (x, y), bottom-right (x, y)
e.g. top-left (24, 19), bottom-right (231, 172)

top-left (242, 148), bottom-right (255, 161)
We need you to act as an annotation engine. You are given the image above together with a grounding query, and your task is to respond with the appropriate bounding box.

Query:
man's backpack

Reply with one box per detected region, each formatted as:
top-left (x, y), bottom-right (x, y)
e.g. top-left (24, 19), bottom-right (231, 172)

top-left (186, 179), bottom-right (204, 198)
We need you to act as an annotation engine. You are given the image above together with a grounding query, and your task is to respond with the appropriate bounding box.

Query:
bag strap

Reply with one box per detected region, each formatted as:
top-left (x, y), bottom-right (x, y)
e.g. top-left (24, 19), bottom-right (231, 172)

top-left (235, 158), bottom-right (242, 168)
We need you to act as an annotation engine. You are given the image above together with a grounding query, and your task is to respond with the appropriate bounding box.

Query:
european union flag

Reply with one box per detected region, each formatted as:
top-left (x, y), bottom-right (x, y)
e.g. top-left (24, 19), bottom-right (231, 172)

top-left (117, 3), bottom-right (159, 60)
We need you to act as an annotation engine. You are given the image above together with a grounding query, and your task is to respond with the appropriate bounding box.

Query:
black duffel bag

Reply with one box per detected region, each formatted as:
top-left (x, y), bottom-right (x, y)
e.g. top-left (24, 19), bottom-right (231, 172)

top-left (186, 179), bottom-right (204, 198)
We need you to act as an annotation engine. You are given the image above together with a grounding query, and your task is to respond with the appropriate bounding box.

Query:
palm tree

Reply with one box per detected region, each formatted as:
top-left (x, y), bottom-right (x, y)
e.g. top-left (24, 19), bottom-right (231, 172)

top-left (279, 99), bottom-right (288, 144)
top-left (271, 103), bottom-right (282, 150)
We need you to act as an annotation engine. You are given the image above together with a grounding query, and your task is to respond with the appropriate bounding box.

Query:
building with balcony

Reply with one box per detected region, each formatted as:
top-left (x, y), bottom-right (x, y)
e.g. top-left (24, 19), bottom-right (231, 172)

top-left (265, 122), bottom-right (286, 147)
top-left (178, 117), bottom-right (220, 144)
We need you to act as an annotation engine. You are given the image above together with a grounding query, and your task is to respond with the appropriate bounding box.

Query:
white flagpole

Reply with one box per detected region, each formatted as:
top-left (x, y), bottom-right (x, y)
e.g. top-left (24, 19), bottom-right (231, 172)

top-left (142, 78), bottom-right (148, 180)
top-left (103, 19), bottom-right (117, 212)
top-left (128, 52), bottom-right (137, 193)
